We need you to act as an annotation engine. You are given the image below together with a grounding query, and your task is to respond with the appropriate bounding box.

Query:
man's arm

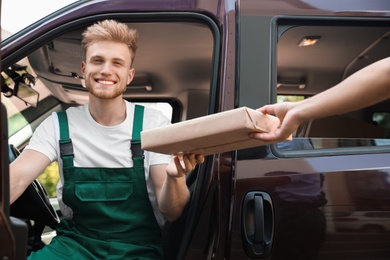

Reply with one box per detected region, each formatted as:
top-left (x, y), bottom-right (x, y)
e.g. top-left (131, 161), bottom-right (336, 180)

top-left (9, 149), bottom-right (51, 204)
top-left (150, 154), bottom-right (204, 222)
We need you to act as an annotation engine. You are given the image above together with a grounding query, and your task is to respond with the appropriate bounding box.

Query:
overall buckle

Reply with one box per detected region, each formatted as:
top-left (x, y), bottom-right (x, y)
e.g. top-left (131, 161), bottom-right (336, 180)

top-left (59, 138), bottom-right (74, 157)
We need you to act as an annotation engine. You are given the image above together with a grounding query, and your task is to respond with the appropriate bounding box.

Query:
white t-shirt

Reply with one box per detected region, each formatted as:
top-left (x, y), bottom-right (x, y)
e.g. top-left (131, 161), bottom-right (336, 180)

top-left (25, 101), bottom-right (172, 227)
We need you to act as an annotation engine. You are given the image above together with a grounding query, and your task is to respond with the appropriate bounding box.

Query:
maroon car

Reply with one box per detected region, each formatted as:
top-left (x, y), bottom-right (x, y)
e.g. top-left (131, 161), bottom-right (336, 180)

top-left (2, 0), bottom-right (390, 259)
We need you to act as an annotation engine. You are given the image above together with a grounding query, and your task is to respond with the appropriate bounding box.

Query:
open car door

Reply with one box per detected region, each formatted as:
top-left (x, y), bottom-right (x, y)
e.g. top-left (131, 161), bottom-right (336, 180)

top-left (1, 103), bottom-right (16, 259)
top-left (0, 1), bottom-right (15, 255)
top-left (1, 104), bottom-right (28, 259)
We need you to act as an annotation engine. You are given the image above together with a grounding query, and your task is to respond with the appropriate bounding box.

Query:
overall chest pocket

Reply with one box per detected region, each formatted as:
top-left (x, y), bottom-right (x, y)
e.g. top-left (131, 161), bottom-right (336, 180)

top-left (75, 181), bottom-right (133, 202)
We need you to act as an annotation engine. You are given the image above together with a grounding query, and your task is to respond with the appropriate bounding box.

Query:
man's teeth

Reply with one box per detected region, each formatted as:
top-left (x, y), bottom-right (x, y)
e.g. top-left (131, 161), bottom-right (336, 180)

top-left (99, 80), bottom-right (114, 84)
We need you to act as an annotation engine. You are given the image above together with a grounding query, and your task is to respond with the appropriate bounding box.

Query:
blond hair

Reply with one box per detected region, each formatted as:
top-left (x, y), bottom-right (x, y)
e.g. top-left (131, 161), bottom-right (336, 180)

top-left (82, 20), bottom-right (138, 63)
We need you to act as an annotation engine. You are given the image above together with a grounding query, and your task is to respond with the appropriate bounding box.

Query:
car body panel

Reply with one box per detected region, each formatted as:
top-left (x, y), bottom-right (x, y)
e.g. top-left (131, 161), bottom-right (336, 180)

top-left (231, 151), bottom-right (390, 259)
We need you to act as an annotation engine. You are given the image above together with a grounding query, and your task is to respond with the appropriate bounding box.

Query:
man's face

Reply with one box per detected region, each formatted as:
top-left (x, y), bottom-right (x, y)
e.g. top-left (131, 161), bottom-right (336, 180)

top-left (82, 41), bottom-right (134, 99)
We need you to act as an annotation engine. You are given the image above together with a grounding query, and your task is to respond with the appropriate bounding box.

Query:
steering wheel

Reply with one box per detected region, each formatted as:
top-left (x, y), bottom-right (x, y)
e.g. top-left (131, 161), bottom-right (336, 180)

top-left (9, 144), bottom-right (60, 230)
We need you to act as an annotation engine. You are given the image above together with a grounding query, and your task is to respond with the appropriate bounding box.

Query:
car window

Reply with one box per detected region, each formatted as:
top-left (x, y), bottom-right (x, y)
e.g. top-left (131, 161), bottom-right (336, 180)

top-left (273, 19), bottom-right (390, 156)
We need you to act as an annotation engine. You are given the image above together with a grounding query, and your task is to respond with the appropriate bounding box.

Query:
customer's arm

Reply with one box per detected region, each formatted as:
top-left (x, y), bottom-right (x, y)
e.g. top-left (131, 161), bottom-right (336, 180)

top-left (251, 57), bottom-right (390, 141)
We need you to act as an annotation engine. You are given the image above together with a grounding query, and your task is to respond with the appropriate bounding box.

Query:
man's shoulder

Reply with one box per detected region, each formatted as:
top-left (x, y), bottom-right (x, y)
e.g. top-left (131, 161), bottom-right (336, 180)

top-left (62, 104), bottom-right (88, 120)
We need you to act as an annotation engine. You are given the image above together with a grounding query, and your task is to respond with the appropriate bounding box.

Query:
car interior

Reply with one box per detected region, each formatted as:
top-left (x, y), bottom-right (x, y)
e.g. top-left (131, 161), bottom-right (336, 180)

top-left (28, 21), bottom-right (215, 120)
top-left (2, 15), bottom-right (390, 257)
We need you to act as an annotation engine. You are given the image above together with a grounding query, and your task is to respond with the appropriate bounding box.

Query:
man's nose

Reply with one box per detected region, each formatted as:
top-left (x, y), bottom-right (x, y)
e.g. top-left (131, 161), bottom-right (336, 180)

top-left (101, 62), bottom-right (113, 74)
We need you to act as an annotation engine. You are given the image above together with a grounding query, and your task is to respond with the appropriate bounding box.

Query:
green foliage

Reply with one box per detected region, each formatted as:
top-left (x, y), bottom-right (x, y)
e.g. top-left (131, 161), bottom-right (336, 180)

top-left (38, 162), bottom-right (60, 197)
top-left (277, 95), bottom-right (305, 103)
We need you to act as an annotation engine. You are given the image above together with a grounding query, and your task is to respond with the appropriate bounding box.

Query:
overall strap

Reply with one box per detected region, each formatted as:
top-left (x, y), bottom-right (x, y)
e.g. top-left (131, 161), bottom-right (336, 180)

top-left (57, 111), bottom-right (74, 168)
top-left (131, 105), bottom-right (145, 168)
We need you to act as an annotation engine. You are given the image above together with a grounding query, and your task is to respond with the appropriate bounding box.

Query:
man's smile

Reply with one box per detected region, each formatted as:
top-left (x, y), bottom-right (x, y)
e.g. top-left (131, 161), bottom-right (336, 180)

top-left (96, 79), bottom-right (116, 85)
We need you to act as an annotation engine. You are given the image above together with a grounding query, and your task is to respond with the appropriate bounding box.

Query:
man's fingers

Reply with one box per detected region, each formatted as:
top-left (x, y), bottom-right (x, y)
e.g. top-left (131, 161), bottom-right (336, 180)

top-left (171, 153), bottom-right (205, 176)
top-left (249, 132), bottom-right (277, 141)
top-left (195, 154), bottom-right (205, 164)
top-left (173, 156), bottom-right (185, 174)
top-left (181, 154), bottom-right (192, 172)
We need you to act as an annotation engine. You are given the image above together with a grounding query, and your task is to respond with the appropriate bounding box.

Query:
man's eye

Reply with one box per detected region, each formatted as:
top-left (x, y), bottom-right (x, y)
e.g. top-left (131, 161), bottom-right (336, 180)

top-left (92, 59), bottom-right (103, 63)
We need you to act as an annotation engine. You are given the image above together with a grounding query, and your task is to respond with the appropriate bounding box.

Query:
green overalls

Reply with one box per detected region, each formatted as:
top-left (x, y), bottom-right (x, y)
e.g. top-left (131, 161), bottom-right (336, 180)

top-left (29, 105), bottom-right (164, 259)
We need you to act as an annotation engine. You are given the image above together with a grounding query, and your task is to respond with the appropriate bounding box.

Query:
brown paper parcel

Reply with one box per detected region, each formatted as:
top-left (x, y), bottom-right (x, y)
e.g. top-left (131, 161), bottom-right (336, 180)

top-left (141, 107), bottom-right (291, 155)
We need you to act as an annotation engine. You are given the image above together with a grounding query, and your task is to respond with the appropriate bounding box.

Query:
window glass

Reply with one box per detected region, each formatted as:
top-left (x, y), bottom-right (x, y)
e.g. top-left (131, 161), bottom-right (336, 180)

top-left (275, 22), bottom-right (390, 155)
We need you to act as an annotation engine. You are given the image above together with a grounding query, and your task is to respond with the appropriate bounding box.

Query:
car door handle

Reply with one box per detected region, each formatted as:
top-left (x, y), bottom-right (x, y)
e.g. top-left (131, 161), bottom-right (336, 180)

top-left (242, 191), bottom-right (274, 258)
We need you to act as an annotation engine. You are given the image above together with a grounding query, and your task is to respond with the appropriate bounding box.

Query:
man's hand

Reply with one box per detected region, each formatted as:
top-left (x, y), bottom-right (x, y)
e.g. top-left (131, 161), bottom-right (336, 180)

top-left (166, 153), bottom-right (205, 178)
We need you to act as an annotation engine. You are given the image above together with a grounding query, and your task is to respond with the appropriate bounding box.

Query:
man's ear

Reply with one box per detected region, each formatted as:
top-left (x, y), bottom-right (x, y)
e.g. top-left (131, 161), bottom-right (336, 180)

top-left (127, 68), bottom-right (135, 85)
top-left (81, 61), bottom-right (86, 77)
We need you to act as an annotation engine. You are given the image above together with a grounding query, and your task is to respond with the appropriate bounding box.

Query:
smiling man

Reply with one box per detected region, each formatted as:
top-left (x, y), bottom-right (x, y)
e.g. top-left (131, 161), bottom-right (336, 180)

top-left (10, 20), bottom-right (204, 259)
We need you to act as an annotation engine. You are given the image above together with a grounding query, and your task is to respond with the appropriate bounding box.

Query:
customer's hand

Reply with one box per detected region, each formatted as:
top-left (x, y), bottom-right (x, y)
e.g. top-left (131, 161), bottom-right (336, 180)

top-left (250, 102), bottom-right (302, 142)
